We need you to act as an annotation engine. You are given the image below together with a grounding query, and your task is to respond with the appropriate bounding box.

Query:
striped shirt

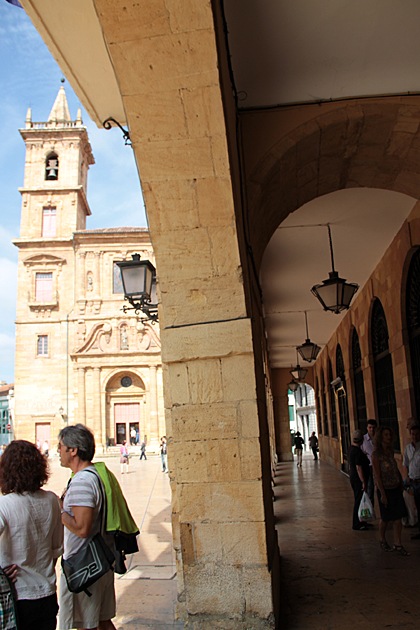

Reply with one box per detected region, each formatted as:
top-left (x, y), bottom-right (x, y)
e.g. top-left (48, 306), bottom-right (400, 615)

top-left (62, 466), bottom-right (102, 560)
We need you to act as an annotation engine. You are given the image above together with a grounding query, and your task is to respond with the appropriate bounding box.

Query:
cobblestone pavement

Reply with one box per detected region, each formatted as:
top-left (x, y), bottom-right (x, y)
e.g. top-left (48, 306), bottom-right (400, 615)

top-left (46, 450), bottom-right (183, 629)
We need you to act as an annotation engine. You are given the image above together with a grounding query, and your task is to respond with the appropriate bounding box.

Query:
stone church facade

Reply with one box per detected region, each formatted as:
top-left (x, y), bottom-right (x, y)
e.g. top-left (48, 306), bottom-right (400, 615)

top-left (13, 86), bottom-right (164, 452)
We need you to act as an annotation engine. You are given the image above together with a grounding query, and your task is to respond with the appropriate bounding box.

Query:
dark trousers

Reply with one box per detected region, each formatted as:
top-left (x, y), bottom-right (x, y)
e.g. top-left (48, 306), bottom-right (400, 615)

top-left (140, 451), bottom-right (147, 460)
top-left (16, 593), bottom-right (58, 630)
top-left (311, 446), bottom-right (318, 460)
top-left (350, 478), bottom-right (363, 529)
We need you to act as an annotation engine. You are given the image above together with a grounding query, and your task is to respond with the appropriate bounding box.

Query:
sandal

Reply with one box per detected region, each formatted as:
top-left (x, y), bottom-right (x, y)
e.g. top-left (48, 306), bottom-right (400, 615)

top-left (393, 545), bottom-right (410, 556)
top-left (380, 540), bottom-right (393, 551)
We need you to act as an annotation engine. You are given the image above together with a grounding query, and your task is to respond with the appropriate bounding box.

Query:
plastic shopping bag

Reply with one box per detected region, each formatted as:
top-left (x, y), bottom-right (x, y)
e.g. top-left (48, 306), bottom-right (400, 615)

top-left (358, 491), bottom-right (375, 521)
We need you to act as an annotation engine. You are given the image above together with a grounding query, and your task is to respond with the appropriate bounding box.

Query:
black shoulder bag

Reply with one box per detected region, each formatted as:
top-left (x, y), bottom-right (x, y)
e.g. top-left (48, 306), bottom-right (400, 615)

top-left (61, 469), bottom-right (115, 597)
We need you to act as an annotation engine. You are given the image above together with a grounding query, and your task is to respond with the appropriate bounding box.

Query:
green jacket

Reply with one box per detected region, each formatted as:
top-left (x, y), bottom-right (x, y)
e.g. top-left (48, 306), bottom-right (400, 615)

top-left (93, 461), bottom-right (139, 535)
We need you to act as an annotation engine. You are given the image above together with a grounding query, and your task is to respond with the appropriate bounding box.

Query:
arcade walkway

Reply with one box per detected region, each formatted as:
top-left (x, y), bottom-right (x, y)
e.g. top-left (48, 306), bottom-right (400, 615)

top-left (275, 453), bottom-right (420, 629)
top-left (46, 450), bottom-right (420, 629)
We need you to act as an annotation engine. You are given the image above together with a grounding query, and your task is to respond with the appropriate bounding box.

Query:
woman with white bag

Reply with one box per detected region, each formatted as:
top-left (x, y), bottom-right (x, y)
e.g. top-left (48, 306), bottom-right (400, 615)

top-left (349, 429), bottom-right (372, 531)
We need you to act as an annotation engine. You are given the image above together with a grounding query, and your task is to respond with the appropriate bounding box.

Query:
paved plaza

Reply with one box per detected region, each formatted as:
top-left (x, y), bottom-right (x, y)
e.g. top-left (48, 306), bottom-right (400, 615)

top-left (46, 450), bottom-right (183, 629)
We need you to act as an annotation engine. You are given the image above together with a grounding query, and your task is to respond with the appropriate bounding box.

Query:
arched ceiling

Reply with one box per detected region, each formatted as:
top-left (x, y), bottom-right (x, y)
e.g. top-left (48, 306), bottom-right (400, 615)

top-left (260, 188), bottom-right (416, 369)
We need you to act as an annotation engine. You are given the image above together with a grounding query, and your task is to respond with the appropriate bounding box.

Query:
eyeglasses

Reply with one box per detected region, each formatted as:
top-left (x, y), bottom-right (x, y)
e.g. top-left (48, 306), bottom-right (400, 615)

top-left (57, 442), bottom-right (72, 451)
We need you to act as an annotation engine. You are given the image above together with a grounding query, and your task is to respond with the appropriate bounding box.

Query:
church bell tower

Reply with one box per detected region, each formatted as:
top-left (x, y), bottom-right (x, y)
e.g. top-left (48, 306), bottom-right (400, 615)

top-left (18, 82), bottom-right (94, 240)
top-left (13, 84), bottom-right (94, 443)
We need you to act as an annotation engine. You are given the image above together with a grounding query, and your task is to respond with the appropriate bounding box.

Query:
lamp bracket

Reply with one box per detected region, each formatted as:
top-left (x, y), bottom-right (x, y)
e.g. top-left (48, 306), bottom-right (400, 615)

top-left (103, 117), bottom-right (132, 146)
top-left (122, 298), bottom-right (159, 323)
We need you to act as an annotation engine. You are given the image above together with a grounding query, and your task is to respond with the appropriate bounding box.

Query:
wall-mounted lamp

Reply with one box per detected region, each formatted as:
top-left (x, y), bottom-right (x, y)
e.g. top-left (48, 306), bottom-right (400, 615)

top-left (102, 117), bottom-right (131, 146)
top-left (116, 254), bottom-right (159, 323)
top-left (311, 224), bottom-right (359, 314)
top-left (297, 311), bottom-right (321, 363)
top-left (331, 376), bottom-right (346, 398)
top-left (58, 406), bottom-right (68, 424)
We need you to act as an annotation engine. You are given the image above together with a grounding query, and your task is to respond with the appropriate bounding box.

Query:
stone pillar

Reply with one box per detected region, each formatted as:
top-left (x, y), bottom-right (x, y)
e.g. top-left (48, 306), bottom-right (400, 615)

top-left (162, 319), bottom-right (275, 624)
top-left (271, 368), bottom-right (294, 462)
top-left (77, 367), bottom-right (86, 424)
top-left (96, 2), bottom-right (278, 624)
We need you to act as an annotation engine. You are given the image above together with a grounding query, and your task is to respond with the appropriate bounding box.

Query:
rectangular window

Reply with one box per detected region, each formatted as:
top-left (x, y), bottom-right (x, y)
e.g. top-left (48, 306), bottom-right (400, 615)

top-left (37, 335), bottom-right (48, 356)
top-left (113, 263), bottom-right (123, 294)
top-left (35, 272), bottom-right (53, 302)
top-left (42, 207), bottom-right (57, 237)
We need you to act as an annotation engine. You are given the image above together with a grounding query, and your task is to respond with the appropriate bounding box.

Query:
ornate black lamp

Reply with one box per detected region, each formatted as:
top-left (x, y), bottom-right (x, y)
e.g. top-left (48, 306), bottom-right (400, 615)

top-left (311, 224), bottom-right (359, 314)
top-left (288, 379), bottom-right (299, 392)
top-left (297, 311), bottom-right (321, 363)
top-left (290, 350), bottom-right (308, 381)
top-left (116, 254), bottom-right (159, 322)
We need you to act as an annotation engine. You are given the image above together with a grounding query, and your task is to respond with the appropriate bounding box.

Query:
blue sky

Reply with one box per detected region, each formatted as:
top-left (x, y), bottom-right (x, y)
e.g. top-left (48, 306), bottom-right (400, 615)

top-left (0, 3), bottom-right (147, 383)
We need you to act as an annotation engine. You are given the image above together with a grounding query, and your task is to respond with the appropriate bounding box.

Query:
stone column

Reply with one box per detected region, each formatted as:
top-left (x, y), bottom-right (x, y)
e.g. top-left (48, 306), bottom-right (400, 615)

top-left (271, 368), bottom-right (294, 462)
top-left (77, 367), bottom-right (86, 424)
top-left (162, 319), bottom-right (275, 624)
top-left (97, 2), bottom-right (277, 624)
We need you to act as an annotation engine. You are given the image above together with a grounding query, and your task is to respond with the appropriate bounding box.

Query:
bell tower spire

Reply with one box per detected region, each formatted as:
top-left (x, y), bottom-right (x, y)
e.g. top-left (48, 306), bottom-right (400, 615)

top-left (48, 82), bottom-right (71, 124)
top-left (17, 83), bottom-right (94, 240)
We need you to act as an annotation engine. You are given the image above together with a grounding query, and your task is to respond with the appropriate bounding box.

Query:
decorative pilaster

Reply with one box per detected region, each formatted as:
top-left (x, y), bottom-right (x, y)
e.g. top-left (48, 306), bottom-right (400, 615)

top-left (77, 367), bottom-right (86, 423)
top-left (92, 367), bottom-right (101, 441)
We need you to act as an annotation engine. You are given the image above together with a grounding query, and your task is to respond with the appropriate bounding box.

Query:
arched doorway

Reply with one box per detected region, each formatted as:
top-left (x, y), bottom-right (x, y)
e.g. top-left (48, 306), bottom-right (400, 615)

top-left (371, 298), bottom-right (400, 450)
top-left (351, 327), bottom-right (367, 434)
top-left (106, 372), bottom-right (145, 446)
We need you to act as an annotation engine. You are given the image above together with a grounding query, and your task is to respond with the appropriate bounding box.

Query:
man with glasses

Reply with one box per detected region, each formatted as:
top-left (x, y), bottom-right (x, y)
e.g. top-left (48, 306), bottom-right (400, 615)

top-left (57, 424), bottom-right (116, 630)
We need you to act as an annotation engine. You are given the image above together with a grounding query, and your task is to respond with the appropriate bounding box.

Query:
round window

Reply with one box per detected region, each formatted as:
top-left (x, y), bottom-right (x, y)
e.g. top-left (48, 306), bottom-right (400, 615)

top-left (121, 376), bottom-right (132, 388)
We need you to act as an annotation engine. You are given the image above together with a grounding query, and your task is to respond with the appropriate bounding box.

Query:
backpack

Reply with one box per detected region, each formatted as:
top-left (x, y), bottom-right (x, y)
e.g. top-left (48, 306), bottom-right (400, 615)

top-left (0, 567), bottom-right (17, 630)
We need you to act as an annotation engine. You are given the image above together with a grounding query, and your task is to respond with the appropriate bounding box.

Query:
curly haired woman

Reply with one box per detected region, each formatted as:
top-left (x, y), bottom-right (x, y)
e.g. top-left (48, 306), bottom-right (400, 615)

top-left (0, 440), bottom-right (63, 629)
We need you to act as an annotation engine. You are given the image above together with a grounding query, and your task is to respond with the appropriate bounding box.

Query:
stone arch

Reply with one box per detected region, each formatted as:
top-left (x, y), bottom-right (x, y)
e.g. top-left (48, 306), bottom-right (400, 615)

top-left (247, 98), bottom-right (420, 267)
top-left (105, 370), bottom-right (146, 445)
top-left (45, 150), bottom-right (59, 180)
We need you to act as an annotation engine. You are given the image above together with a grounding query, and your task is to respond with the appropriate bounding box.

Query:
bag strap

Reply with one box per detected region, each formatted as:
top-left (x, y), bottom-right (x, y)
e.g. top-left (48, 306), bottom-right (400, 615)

top-left (84, 468), bottom-right (107, 536)
top-left (67, 467), bottom-right (107, 535)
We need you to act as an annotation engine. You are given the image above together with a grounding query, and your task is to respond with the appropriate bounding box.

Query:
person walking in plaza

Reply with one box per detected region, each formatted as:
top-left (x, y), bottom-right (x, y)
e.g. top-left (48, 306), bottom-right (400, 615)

top-left (402, 422), bottom-right (420, 539)
top-left (139, 440), bottom-right (147, 461)
top-left (120, 439), bottom-right (129, 474)
top-left (294, 431), bottom-right (304, 467)
top-left (58, 424), bottom-right (117, 630)
top-left (361, 419), bottom-right (377, 506)
top-left (160, 436), bottom-right (168, 472)
top-left (0, 440), bottom-right (63, 629)
top-left (309, 431), bottom-right (319, 460)
top-left (372, 426), bottom-right (408, 555)
top-left (349, 429), bottom-right (371, 530)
